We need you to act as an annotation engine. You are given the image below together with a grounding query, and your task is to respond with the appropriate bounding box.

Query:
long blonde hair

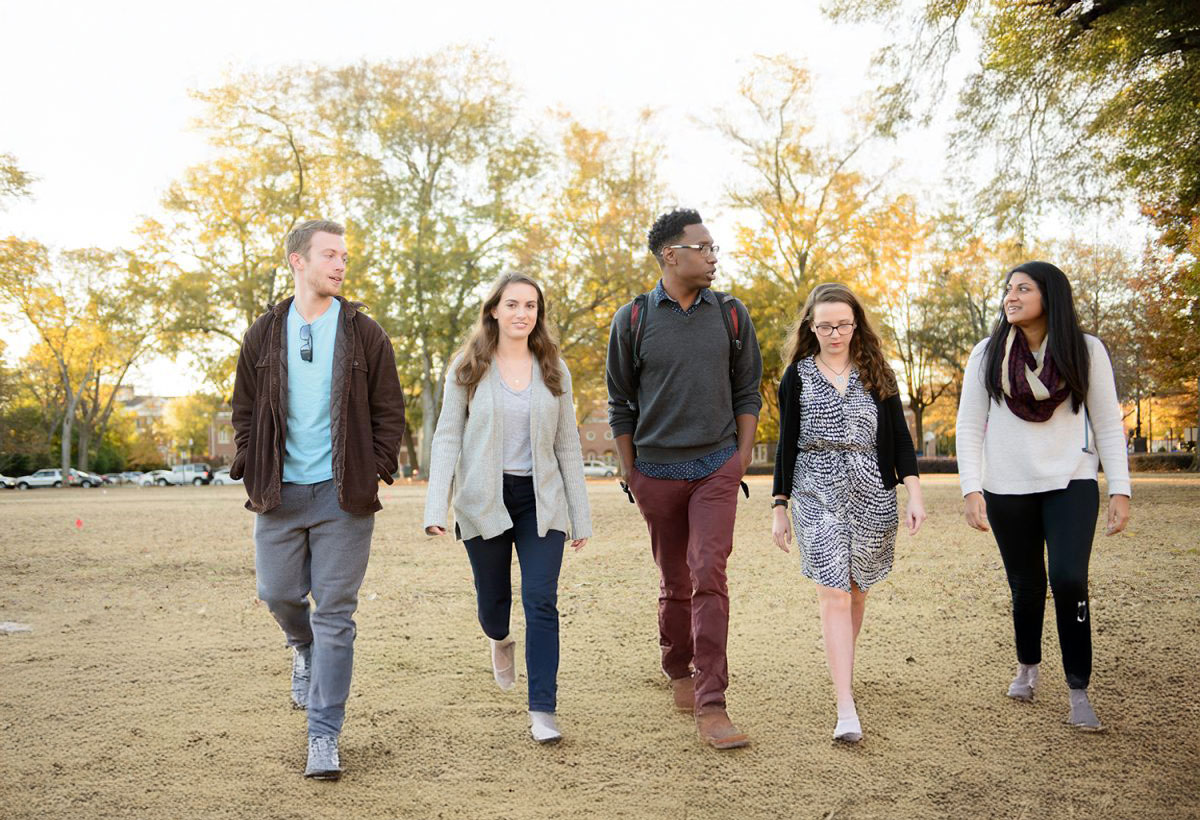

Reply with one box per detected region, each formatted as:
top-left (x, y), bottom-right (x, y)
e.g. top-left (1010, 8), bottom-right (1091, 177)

top-left (782, 282), bottom-right (898, 398)
top-left (454, 273), bottom-right (565, 399)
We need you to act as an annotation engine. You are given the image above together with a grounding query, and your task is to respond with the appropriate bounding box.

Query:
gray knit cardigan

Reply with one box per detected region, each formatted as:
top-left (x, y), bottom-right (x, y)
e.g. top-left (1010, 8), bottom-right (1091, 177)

top-left (423, 356), bottom-right (593, 541)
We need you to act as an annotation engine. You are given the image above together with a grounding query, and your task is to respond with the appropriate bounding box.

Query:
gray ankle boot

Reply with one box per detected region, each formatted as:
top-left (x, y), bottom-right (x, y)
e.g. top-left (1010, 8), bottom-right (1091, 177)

top-left (1006, 662), bottom-right (1039, 702)
top-left (1068, 688), bottom-right (1103, 731)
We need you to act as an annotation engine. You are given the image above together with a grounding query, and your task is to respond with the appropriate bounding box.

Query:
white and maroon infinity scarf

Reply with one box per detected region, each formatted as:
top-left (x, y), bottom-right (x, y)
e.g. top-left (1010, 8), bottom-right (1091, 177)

top-left (1000, 327), bottom-right (1071, 422)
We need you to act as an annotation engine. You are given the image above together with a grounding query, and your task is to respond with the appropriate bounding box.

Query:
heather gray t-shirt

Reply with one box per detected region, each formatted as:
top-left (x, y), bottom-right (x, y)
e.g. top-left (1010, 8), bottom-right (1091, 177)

top-left (500, 378), bottom-right (533, 476)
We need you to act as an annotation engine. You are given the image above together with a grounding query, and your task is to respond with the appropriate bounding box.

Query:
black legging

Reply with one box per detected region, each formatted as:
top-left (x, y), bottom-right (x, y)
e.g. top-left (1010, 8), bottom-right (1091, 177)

top-left (983, 479), bottom-right (1099, 690)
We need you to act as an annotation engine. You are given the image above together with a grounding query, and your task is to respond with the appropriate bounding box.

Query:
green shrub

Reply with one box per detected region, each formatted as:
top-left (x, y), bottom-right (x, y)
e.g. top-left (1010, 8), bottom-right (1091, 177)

top-left (1129, 453), bottom-right (1196, 472)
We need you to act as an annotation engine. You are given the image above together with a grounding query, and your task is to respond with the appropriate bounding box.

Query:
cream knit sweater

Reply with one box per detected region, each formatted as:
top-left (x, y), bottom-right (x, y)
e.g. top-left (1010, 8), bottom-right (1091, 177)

top-left (424, 356), bottom-right (592, 541)
top-left (956, 334), bottom-right (1131, 497)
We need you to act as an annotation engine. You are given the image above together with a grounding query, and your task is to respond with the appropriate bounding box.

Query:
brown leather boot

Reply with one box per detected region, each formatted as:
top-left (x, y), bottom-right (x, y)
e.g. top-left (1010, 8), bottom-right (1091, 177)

top-left (670, 676), bottom-right (695, 713)
top-left (695, 706), bottom-right (750, 750)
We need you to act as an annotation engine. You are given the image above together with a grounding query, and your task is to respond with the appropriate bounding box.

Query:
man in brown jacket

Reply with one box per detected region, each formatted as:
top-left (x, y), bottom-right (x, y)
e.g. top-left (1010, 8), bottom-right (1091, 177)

top-left (230, 219), bottom-right (404, 780)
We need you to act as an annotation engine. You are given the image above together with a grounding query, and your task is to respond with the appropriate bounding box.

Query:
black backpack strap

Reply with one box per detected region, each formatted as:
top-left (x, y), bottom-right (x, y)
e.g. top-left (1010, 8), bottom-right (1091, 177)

top-left (717, 292), bottom-right (750, 499)
top-left (714, 292), bottom-right (742, 379)
top-left (625, 292), bottom-right (651, 414)
top-left (629, 292), bottom-right (650, 376)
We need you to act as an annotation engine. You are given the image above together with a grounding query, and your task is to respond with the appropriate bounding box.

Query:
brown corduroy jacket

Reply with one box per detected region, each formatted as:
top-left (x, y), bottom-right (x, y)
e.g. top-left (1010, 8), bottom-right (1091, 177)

top-left (229, 296), bottom-right (405, 515)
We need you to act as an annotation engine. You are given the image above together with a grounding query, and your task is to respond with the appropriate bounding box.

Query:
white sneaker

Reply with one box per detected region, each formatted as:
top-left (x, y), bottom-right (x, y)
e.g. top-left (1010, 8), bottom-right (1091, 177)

top-left (529, 711), bottom-right (562, 744)
top-left (490, 636), bottom-right (516, 691)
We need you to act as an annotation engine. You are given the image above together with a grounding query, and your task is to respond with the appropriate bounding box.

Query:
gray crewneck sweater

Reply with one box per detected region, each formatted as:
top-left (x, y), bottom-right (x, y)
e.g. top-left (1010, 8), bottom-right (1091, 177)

top-left (605, 293), bottom-right (763, 462)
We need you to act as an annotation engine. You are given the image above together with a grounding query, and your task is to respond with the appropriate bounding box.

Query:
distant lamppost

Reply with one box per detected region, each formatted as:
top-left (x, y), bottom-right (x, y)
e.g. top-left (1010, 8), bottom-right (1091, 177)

top-left (1148, 392), bottom-right (1156, 453)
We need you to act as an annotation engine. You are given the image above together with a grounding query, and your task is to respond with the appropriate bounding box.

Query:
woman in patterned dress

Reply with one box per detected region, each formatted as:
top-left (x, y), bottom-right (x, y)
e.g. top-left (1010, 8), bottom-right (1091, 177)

top-left (771, 283), bottom-right (926, 742)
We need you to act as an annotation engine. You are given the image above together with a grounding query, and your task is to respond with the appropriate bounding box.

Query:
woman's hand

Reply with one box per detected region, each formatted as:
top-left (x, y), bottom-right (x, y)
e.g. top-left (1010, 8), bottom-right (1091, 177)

top-left (570, 537), bottom-right (588, 552)
top-left (425, 526), bottom-right (447, 536)
top-left (772, 504), bottom-right (792, 553)
top-left (963, 492), bottom-right (989, 532)
top-left (902, 476), bottom-right (926, 535)
top-left (1106, 494), bottom-right (1130, 535)
top-left (905, 496), bottom-right (927, 536)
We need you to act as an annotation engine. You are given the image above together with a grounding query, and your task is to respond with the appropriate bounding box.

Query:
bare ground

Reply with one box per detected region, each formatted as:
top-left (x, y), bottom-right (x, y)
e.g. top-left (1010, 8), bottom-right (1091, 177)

top-left (1, 474), bottom-right (1198, 819)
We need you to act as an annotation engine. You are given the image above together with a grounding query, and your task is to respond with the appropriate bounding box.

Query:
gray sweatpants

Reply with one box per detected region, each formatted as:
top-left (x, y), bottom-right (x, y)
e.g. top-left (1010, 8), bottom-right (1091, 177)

top-left (254, 480), bottom-right (374, 737)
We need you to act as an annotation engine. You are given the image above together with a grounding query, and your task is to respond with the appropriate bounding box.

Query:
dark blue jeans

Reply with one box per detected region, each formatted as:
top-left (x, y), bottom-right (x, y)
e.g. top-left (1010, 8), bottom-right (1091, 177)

top-left (463, 474), bottom-right (565, 712)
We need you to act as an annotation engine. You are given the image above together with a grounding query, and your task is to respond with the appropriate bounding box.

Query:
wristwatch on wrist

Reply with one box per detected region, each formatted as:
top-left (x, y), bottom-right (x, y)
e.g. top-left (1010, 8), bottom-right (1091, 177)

top-left (772, 498), bottom-right (788, 509)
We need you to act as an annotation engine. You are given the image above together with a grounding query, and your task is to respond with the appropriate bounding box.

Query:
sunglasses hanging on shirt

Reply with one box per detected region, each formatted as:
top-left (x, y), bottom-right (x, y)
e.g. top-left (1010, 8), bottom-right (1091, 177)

top-left (300, 323), bottom-right (313, 362)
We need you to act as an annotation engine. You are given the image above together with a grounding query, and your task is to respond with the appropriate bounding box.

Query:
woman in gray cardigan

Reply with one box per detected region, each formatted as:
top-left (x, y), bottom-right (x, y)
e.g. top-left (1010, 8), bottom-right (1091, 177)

top-left (424, 272), bottom-right (592, 744)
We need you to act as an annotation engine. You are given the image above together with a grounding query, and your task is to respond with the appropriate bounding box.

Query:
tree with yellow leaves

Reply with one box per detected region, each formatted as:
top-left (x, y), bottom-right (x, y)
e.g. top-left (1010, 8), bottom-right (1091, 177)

top-left (319, 47), bottom-right (543, 476)
top-left (0, 239), bottom-right (169, 472)
top-left (137, 67), bottom-right (330, 395)
top-left (719, 55), bottom-right (918, 438)
top-left (514, 113), bottom-right (665, 420)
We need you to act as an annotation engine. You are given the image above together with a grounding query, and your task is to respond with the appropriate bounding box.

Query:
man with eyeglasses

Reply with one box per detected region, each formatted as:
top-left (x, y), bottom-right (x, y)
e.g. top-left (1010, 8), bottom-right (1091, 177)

top-left (230, 219), bottom-right (405, 779)
top-left (606, 208), bottom-right (763, 749)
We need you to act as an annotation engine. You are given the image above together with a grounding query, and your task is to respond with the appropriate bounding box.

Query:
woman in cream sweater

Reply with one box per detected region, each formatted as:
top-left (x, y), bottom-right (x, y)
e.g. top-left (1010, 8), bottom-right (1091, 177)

top-left (956, 261), bottom-right (1130, 731)
top-left (424, 273), bottom-right (592, 744)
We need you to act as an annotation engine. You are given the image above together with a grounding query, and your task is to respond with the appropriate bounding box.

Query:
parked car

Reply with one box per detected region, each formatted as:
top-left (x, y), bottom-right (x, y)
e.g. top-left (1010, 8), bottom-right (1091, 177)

top-left (0, 473), bottom-right (15, 489)
top-left (582, 460), bottom-right (617, 478)
top-left (138, 464), bottom-right (214, 486)
top-left (102, 473), bottom-right (125, 484)
top-left (172, 463), bottom-right (214, 485)
top-left (74, 470), bottom-right (105, 488)
top-left (15, 468), bottom-right (79, 489)
top-left (139, 470), bottom-right (174, 487)
top-left (121, 471), bottom-right (144, 484)
top-left (211, 468), bottom-right (242, 486)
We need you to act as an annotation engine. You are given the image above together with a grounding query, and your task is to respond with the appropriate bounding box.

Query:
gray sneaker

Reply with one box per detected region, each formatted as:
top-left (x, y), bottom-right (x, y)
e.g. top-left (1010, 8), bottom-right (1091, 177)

top-left (291, 645), bottom-right (312, 710)
top-left (304, 735), bottom-right (342, 780)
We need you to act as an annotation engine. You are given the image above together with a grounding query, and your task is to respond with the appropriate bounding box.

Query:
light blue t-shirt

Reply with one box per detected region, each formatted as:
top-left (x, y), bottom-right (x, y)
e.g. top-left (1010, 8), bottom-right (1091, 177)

top-left (282, 299), bottom-right (340, 484)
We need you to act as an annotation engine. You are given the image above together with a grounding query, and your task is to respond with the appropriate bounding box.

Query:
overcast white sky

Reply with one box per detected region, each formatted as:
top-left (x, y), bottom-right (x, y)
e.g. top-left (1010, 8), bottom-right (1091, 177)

top-left (0, 0), bottom-right (1083, 395)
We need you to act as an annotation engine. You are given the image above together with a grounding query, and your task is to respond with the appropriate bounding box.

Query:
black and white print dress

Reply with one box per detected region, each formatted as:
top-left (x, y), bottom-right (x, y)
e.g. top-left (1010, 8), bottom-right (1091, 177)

top-left (790, 356), bottom-right (898, 591)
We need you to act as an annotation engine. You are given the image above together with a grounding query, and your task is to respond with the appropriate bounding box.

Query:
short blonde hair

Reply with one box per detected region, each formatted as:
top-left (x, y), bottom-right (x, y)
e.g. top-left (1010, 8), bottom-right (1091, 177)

top-left (285, 219), bottom-right (344, 271)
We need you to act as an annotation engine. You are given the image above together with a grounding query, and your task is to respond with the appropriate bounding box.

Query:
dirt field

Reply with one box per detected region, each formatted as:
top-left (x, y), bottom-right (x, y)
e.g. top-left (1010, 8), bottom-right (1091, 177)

top-left (1, 474), bottom-right (1198, 819)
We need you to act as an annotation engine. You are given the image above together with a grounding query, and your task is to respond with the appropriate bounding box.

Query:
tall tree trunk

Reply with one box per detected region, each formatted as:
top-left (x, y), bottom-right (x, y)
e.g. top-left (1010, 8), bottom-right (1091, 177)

top-left (60, 382), bottom-right (87, 473)
top-left (57, 357), bottom-right (94, 474)
top-left (1194, 375), bottom-right (1199, 472)
top-left (403, 426), bottom-right (419, 478)
top-left (911, 397), bottom-right (924, 454)
top-left (77, 423), bottom-right (91, 472)
top-left (419, 377), bottom-right (436, 479)
top-left (60, 410), bottom-right (75, 473)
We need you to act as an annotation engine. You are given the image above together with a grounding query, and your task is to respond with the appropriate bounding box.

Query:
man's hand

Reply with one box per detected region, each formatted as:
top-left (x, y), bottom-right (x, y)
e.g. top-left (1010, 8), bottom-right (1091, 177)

top-left (739, 448), bottom-right (754, 477)
top-left (614, 433), bottom-right (636, 483)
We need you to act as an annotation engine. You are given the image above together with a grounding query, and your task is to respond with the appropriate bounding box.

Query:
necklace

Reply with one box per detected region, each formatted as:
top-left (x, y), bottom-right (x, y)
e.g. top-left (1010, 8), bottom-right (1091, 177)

top-left (496, 353), bottom-right (531, 387)
top-left (818, 355), bottom-right (852, 389)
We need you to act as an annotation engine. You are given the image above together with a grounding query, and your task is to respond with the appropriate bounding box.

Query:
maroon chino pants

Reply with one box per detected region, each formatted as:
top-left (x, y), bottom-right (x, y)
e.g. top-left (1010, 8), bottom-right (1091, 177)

top-left (628, 453), bottom-right (742, 711)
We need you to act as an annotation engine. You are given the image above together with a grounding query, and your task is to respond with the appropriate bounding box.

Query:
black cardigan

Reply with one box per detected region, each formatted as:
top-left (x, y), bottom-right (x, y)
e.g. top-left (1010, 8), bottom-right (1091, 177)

top-left (772, 362), bottom-right (919, 497)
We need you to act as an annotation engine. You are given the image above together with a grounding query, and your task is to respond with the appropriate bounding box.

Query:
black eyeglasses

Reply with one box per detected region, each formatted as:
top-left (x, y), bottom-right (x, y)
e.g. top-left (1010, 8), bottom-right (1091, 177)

top-left (813, 323), bottom-right (856, 337)
top-left (299, 324), bottom-right (313, 362)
